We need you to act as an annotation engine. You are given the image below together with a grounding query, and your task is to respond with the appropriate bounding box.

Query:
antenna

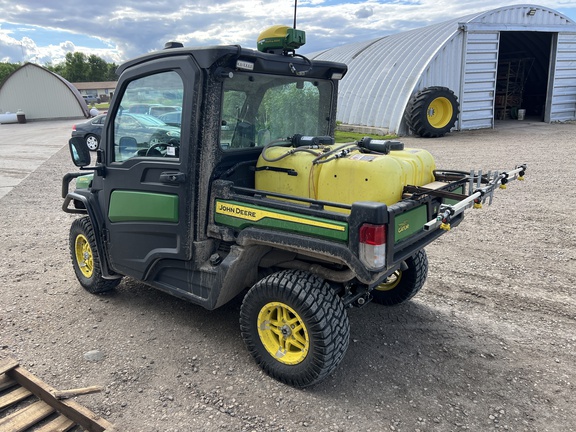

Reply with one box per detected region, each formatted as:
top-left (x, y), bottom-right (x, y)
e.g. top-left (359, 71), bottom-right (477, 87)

top-left (293, 0), bottom-right (297, 29)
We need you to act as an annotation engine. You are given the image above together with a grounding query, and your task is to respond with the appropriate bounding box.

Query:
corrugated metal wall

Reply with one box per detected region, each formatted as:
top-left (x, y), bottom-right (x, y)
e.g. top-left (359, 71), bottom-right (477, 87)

top-left (310, 5), bottom-right (576, 134)
top-left (0, 64), bottom-right (87, 120)
top-left (310, 16), bottom-right (477, 135)
top-left (549, 33), bottom-right (576, 121)
top-left (460, 32), bottom-right (500, 130)
top-left (476, 4), bottom-right (570, 26)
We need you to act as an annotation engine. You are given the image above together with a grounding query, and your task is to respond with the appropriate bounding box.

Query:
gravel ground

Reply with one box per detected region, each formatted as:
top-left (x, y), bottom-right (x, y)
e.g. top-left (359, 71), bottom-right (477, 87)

top-left (1, 120), bottom-right (575, 432)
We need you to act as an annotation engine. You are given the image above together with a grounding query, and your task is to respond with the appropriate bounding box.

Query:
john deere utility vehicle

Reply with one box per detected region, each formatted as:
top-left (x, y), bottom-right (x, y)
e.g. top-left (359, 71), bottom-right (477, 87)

top-left (62, 25), bottom-right (526, 387)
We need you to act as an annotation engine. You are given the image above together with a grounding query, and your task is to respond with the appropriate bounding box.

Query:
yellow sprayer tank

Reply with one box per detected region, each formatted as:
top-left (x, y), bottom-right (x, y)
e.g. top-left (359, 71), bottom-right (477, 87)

top-left (255, 145), bottom-right (436, 213)
top-left (255, 146), bottom-right (321, 199)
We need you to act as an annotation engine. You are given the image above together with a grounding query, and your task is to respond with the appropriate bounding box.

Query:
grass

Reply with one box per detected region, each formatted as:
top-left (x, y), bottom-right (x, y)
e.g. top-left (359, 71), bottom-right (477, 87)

top-left (334, 130), bottom-right (397, 143)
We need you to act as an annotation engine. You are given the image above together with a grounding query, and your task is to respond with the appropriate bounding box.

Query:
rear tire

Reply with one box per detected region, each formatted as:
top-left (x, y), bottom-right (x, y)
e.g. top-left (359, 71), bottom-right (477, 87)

top-left (405, 87), bottom-right (459, 138)
top-left (240, 270), bottom-right (350, 388)
top-left (371, 250), bottom-right (428, 306)
top-left (69, 217), bottom-right (121, 294)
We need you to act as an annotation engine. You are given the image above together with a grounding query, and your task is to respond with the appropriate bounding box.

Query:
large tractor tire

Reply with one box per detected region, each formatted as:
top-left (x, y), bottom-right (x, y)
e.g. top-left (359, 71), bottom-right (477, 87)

top-left (240, 270), bottom-right (350, 388)
top-left (405, 87), bottom-right (459, 138)
top-left (69, 217), bottom-right (122, 294)
top-left (371, 249), bottom-right (428, 306)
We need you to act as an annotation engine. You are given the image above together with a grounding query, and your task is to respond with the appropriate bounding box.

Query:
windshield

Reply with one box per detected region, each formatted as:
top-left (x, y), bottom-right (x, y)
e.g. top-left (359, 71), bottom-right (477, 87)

top-left (220, 73), bottom-right (334, 149)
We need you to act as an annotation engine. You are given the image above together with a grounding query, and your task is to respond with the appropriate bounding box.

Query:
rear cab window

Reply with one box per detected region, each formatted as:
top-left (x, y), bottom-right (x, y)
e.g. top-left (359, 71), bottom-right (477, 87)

top-left (220, 73), bottom-right (333, 150)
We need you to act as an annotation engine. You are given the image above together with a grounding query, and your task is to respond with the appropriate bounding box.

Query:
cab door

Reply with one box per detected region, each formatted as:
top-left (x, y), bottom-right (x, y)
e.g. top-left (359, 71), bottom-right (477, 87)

top-left (95, 56), bottom-right (199, 280)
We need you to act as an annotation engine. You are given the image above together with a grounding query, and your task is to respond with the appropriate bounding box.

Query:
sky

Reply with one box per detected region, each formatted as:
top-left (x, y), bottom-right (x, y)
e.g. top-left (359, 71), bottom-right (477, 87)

top-left (1, 0), bottom-right (576, 66)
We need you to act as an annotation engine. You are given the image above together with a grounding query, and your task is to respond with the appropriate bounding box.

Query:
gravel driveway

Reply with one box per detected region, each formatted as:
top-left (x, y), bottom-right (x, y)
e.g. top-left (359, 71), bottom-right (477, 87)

top-left (1, 120), bottom-right (575, 431)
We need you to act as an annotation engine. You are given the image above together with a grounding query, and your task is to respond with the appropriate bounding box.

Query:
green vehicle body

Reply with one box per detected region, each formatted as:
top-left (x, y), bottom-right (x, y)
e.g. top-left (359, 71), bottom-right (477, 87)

top-left (61, 36), bottom-right (523, 387)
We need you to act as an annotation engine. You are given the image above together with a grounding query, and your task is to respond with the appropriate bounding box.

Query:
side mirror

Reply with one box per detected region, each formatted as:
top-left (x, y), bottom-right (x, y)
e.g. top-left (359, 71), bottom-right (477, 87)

top-left (69, 137), bottom-right (91, 167)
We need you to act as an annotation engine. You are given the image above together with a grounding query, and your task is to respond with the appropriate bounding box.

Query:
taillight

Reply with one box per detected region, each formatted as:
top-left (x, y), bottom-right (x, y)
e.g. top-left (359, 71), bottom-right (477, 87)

top-left (359, 224), bottom-right (386, 270)
top-left (72, 125), bottom-right (76, 131)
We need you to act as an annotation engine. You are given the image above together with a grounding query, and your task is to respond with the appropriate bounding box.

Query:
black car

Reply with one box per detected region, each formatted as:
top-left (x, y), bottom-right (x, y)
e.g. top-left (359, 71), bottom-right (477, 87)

top-left (71, 114), bottom-right (106, 151)
top-left (157, 110), bottom-right (182, 127)
top-left (72, 113), bottom-right (180, 152)
top-left (115, 113), bottom-right (181, 146)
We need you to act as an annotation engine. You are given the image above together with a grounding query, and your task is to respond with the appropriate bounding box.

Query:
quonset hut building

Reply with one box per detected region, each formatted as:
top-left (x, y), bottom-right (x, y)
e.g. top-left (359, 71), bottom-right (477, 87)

top-left (309, 4), bottom-right (576, 136)
top-left (0, 63), bottom-right (89, 121)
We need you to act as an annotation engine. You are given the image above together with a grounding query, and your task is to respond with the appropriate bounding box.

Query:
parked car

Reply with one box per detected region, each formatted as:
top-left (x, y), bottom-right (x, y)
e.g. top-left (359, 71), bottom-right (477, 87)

top-left (148, 105), bottom-right (182, 118)
top-left (71, 114), bottom-right (107, 151)
top-left (82, 95), bottom-right (101, 104)
top-left (115, 113), bottom-right (181, 146)
top-left (157, 110), bottom-right (182, 127)
top-left (127, 104), bottom-right (159, 114)
top-left (72, 113), bottom-right (179, 153)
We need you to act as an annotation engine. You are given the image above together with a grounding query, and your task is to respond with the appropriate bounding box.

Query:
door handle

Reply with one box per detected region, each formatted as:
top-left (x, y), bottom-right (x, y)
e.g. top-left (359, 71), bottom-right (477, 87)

top-left (160, 171), bottom-right (186, 184)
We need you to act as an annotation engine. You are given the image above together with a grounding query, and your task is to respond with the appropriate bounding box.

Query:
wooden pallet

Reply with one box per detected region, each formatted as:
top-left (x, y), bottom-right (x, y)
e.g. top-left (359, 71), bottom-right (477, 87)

top-left (0, 358), bottom-right (114, 432)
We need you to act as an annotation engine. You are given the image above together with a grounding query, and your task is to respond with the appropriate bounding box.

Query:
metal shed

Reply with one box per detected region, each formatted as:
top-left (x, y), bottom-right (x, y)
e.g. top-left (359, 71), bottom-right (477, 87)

top-left (309, 4), bottom-right (576, 136)
top-left (0, 63), bottom-right (89, 121)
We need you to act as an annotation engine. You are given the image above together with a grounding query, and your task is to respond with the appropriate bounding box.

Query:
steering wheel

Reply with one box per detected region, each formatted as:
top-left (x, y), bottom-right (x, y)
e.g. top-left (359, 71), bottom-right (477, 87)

top-left (146, 142), bottom-right (168, 157)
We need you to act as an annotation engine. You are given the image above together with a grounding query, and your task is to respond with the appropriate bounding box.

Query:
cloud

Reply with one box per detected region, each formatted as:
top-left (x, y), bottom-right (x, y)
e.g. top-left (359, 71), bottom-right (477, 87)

top-left (0, 40), bottom-right (23, 63)
top-left (1, 0), bottom-right (576, 65)
top-left (355, 6), bottom-right (374, 19)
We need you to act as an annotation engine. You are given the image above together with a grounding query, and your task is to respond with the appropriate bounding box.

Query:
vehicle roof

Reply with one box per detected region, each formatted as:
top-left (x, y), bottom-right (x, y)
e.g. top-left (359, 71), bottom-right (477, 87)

top-left (159, 111), bottom-right (181, 116)
top-left (76, 114), bottom-right (105, 124)
top-left (116, 44), bottom-right (347, 81)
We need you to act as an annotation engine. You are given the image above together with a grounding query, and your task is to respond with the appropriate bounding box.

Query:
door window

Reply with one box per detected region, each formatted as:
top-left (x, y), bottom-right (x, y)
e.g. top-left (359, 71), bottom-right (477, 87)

top-left (113, 71), bottom-right (184, 161)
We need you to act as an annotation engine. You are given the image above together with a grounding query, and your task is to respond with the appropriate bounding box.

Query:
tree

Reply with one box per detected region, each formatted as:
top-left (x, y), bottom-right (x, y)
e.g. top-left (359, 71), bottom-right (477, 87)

top-left (44, 61), bottom-right (65, 77)
top-left (63, 52), bottom-right (89, 82)
top-left (1, 55), bottom-right (116, 84)
top-left (87, 55), bottom-right (108, 82)
top-left (44, 53), bottom-right (118, 82)
top-left (0, 62), bottom-right (20, 84)
top-left (106, 63), bottom-right (119, 81)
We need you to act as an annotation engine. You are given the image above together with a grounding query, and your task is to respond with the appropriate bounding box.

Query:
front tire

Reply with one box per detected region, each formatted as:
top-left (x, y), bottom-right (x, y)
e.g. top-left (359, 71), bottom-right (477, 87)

top-left (69, 217), bottom-right (121, 294)
top-left (371, 249), bottom-right (428, 306)
top-left (405, 87), bottom-right (459, 138)
top-left (85, 134), bottom-right (99, 151)
top-left (240, 270), bottom-right (350, 388)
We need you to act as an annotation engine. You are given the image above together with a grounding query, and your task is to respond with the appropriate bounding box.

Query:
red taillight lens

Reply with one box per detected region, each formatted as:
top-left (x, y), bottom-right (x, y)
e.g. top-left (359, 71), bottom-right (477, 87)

top-left (359, 224), bottom-right (386, 245)
top-left (72, 125), bottom-right (76, 131)
top-left (359, 224), bottom-right (386, 270)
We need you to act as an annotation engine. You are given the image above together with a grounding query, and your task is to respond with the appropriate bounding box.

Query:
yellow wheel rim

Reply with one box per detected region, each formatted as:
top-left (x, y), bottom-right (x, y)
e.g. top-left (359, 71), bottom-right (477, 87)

top-left (376, 270), bottom-right (402, 292)
top-left (427, 97), bottom-right (453, 128)
top-left (257, 302), bottom-right (309, 365)
top-left (74, 234), bottom-right (94, 278)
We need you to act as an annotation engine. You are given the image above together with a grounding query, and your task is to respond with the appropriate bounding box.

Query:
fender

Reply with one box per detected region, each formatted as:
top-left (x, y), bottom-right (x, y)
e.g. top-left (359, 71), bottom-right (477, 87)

top-left (63, 190), bottom-right (120, 280)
